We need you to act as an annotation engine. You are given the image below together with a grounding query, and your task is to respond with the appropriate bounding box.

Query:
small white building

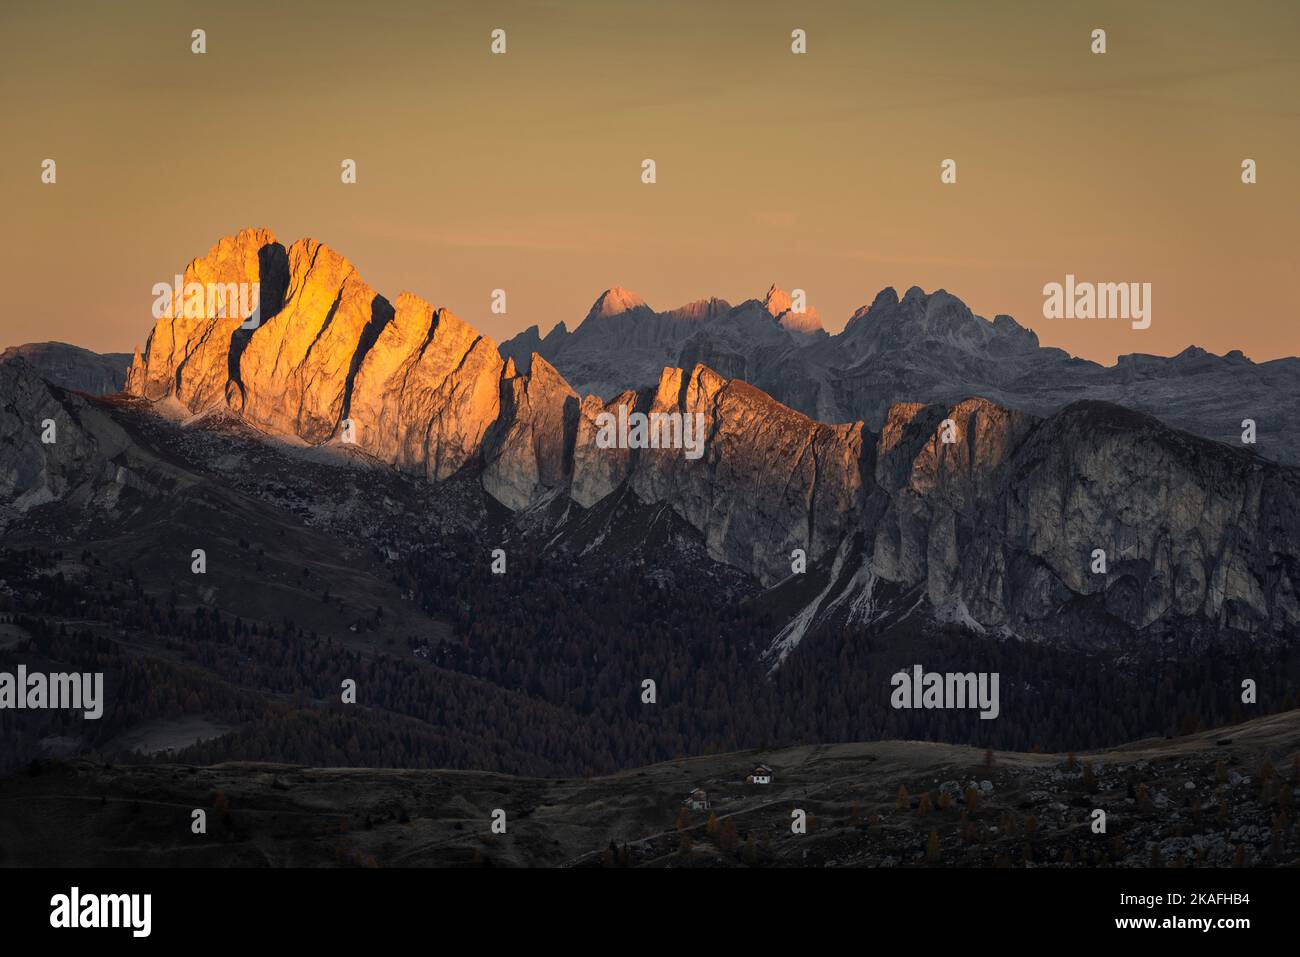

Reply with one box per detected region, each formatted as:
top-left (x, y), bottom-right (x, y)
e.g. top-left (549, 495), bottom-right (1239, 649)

top-left (684, 788), bottom-right (709, 811)
top-left (746, 763), bottom-right (774, 785)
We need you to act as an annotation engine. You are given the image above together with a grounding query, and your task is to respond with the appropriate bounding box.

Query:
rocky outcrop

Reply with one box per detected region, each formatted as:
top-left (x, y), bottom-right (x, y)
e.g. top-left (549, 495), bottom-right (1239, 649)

top-left (985, 403), bottom-right (1300, 638)
top-left (764, 284), bottom-right (826, 340)
top-left (234, 238), bottom-right (385, 442)
top-left (348, 293), bottom-right (504, 481)
top-left (623, 366), bottom-right (867, 583)
top-left (0, 358), bottom-right (140, 518)
top-left (570, 389), bottom-right (637, 508)
top-left (126, 227), bottom-right (287, 411)
top-left (768, 395), bottom-right (1300, 653)
top-left (868, 397), bottom-right (1038, 613)
top-left (481, 356), bottom-right (578, 510)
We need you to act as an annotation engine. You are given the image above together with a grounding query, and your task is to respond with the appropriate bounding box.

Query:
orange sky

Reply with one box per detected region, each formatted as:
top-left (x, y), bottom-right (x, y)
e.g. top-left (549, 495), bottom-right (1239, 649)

top-left (2, 0), bottom-right (1297, 363)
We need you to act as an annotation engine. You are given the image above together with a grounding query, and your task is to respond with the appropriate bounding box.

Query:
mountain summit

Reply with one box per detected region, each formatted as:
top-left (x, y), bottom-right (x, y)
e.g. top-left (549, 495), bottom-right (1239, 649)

top-left (762, 284), bottom-right (825, 338)
top-left (584, 286), bottom-right (649, 322)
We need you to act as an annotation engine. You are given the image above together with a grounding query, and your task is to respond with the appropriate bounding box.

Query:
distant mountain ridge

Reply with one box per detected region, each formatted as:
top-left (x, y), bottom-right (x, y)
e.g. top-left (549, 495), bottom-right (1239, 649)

top-left (4, 227), bottom-right (1296, 651)
top-left (502, 284), bottom-right (1300, 465)
top-left (0, 342), bottom-right (131, 395)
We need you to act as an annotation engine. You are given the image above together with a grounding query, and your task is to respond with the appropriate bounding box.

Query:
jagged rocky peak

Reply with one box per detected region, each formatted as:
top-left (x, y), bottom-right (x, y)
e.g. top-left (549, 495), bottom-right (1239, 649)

top-left (873, 286), bottom-right (901, 308)
top-left (126, 226), bottom-right (287, 408)
top-left (511, 324), bottom-right (543, 349)
top-left (761, 283), bottom-right (824, 337)
top-left (838, 285), bottom-right (1036, 358)
top-left (481, 354), bottom-right (579, 510)
top-left (898, 287), bottom-right (971, 326)
top-left (584, 286), bottom-right (649, 323)
top-left (778, 308), bottom-right (824, 337)
top-left (497, 324), bottom-right (545, 374)
top-left (763, 284), bottom-right (793, 317)
top-left (876, 396), bottom-right (1037, 501)
top-left (847, 285), bottom-right (944, 323)
top-left (844, 287), bottom-right (900, 329)
top-left (990, 313), bottom-right (1040, 353)
top-left (126, 229), bottom-right (509, 468)
top-left (0, 358), bottom-right (135, 514)
top-left (126, 228), bottom-right (602, 501)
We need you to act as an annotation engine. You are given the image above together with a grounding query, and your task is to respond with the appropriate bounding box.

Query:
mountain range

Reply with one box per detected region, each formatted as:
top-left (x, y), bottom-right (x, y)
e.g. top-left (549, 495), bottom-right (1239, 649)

top-left (4, 227), bottom-right (1298, 653)
top-left (501, 284), bottom-right (1300, 465)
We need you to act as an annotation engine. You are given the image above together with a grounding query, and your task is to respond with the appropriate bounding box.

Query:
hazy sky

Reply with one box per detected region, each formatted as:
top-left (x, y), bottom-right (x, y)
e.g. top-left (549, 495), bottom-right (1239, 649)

top-left (2, 0), bottom-right (1296, 363)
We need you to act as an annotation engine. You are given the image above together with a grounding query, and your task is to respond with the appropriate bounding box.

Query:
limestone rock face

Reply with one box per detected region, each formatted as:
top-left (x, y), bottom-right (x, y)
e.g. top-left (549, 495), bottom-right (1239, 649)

top-left (860, 398), bottom-right (1300, 640)
top-left (564, 363), bottom-right (868, 583)
top-left (0, 358), bottom-right (134, 517)
top-left (985, 403), bottom-right (1300, 638)
top-left (126, 227), bottom-right (285, 411)
top-left (348, 294), bottom-right (504, 481)
top-left (236, 238), bottom-right (386, 442)
top-left (868, 398), bottom-right (1039, 619)
top-left (126, 231), bottom-right (509, 467)
top-left (481, 355), bottom-right (578, 510)
top-left (570, 390), bottom-right (636, 508)
top-left (618, 365), bottom-right (867, 584)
